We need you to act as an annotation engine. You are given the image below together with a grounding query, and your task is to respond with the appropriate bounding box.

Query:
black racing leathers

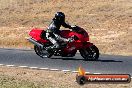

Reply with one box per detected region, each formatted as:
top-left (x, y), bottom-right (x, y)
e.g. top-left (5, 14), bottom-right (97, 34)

top-left (47, 18), bottom-right (72, 34)
top-left (46, 18), bottom-right (72, 49)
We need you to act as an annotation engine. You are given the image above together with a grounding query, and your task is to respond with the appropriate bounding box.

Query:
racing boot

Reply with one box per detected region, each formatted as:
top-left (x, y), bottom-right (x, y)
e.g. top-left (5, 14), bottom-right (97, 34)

top-left (45, 42), bottom-right (60, 51)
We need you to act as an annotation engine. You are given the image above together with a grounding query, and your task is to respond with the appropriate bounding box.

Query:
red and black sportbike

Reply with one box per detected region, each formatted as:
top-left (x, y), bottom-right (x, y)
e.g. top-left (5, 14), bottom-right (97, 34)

top-left (27, 25), bottom-right (99, 61)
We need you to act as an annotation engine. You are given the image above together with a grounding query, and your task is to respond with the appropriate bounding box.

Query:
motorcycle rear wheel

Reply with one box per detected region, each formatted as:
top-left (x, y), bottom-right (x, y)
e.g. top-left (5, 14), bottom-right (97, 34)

top-left (34, 45), bottom-right (53, 58)
top-left (79, 45), bottom-right (99, 61)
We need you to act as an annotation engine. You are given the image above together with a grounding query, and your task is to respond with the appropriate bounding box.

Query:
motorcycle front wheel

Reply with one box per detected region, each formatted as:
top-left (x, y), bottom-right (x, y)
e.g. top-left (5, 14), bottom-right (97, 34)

top-left (34, 45), bottom-right (53, 58)
top-left (79, 45), bottom-right (99, 61)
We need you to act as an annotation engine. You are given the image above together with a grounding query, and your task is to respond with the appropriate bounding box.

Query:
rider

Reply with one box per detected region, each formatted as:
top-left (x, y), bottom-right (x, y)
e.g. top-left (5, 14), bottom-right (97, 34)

top-left (45, 12), bottom-right (73, 50)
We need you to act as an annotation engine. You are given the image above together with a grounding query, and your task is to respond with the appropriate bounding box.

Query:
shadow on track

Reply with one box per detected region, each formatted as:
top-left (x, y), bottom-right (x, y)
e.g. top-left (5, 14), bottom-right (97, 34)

top-left (96, 59), bottom-right (123, 62)
top-left (51, 57), bottom-right (83, 61)
top-left (51, 57), bottom-right (123, 62)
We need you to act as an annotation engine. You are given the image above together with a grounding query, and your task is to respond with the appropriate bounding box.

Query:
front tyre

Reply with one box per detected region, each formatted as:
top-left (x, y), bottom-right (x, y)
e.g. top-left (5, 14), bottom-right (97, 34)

top-left (79, 45), bottom-right (99, 61)
top-left (34, 45), bottom-right (53, 58)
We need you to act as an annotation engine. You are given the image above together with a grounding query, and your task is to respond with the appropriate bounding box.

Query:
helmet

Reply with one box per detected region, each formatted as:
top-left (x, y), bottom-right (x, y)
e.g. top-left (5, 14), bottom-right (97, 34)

top-left (55, 12), bottom-right (65, 22)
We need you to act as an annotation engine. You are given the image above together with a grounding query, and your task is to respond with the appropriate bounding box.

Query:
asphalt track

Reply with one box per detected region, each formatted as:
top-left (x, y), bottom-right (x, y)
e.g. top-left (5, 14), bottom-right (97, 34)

top-left (0, 48), bottom-right (132, 75)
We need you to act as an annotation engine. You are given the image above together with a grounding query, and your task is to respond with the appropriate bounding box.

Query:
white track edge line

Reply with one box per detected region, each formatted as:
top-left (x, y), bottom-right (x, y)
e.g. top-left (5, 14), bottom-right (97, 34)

top-left (18, 66), bottom-right (28, 68)
top-left (0, 64), bottom-right (4, 66)
top-left (93, 73), bottom-right (102, 74)
top-left (50, 69), bottom-right (60, 71)
top-left (72, 71), bottom-right (79, 73)
top-left (39, 68), bottom-right (49, 70)
top-left (85, 72), bottom-right (90, 74)
top-left (6, 65), bottom-right (15, 67)
top-left (0, 64), bottom-right (132, 79)
top-left (29, 67), bottom-right (38, 69)
top-left (62, 70), bottom-right (71, 72)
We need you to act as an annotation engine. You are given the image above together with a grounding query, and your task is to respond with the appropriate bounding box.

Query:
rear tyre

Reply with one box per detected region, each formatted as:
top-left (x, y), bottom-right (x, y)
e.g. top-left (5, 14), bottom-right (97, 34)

top-left (79, 45), bottom-right (99, 61)
top-left (34, 45), bottom-right (53, 58)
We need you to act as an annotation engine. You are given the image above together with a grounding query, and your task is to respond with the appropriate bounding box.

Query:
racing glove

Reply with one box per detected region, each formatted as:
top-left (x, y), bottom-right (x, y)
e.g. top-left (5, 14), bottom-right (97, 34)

top-left (67, 37), bottom-right (74, 43)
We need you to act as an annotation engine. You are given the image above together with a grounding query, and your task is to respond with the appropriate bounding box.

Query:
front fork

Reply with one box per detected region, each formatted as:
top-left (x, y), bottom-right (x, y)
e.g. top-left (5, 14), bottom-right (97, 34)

top-left (82, 42), bottom-right (93, 49)
top-left (76, 42), bottom-right (93, 50)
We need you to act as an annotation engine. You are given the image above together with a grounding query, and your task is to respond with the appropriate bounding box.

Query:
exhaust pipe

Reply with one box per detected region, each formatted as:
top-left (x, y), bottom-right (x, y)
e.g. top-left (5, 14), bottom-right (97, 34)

top-left (27, 38), bottom-right (43, 48)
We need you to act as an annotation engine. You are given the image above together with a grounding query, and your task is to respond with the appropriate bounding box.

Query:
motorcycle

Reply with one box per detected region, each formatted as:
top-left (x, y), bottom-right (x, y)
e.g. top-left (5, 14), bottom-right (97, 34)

top-left (27, 25), bottom-right (99, 61)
